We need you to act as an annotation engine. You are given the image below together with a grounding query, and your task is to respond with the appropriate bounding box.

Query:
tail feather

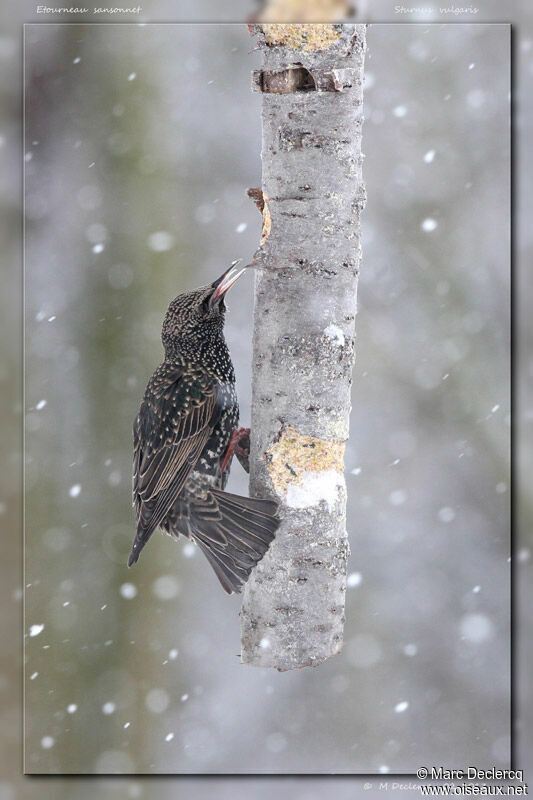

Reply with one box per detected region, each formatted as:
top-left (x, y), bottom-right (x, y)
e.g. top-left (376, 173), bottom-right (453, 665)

top-left (129, 484), bottom-right (280, 594)
top-left (191, 488), bottom-right (279, 594)
top-left (198, 521), bottom-right (259, 568)
top-left (214, 503), bottom-right (276, 544)
top-left (194, 538), bottom-right (250, 595)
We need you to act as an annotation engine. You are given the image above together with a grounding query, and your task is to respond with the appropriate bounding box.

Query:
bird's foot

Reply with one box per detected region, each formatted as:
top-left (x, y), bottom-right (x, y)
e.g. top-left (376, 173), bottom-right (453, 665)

top-left (221, 427), bottom-right (251, 475)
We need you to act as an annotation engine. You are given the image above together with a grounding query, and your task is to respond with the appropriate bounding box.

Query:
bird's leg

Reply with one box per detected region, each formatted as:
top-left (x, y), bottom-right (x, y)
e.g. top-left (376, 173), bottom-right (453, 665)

top-left (221, 427), bottom-right (251, 475)
top-left (234, 428), bottom-right (250, 474)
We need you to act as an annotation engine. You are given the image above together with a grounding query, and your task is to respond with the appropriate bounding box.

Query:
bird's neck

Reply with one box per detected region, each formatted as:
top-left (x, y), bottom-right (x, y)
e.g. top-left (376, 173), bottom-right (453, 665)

top-left (164, 334), bottom-right (234, 381)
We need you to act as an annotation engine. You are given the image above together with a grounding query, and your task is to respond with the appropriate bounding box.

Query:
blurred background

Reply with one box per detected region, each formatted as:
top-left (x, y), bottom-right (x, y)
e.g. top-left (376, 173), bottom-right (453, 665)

top-left (1, 0), bottom-right (532, 797)
top-left (22, 21), bottom-right (510, 775)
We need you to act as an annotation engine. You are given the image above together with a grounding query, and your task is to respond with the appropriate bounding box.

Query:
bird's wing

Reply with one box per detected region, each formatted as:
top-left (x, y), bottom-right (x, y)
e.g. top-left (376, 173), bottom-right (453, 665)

top-left (133, 362), bottom-right (222, 534)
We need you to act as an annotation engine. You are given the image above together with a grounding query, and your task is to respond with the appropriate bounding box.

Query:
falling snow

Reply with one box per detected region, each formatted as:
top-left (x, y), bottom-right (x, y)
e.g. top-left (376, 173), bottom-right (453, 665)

top-left (460, 613), bottom-right (494, 643)
top-left (108, 263), bottom-right (133, 290)
top-left (182, 542), bottom-right (196, 558)
top-left (152, 575), bottom-right (180, 600)
top-left (389, 489), bottom-right (407, 506)
top-left (146, 688), bottom-right (170, 713)
top-left (195, 203), bottom-right (215, 224)
top-left (41, 736), bottom-right (55, 749)
top-left (438, 506), bottom-right (456, 523)
top-left (467, 89), bottom-right (486, 109)
top-left (147, 231), bottom-right (175, 252)
top-left (347, 634), bottom-right (382, 669)
top-left (120, 583), bottom-right (138, 600)
top-left (395, 701), bottom-right (409, 713)
top-left (347, 572), bottom-right (362, 587)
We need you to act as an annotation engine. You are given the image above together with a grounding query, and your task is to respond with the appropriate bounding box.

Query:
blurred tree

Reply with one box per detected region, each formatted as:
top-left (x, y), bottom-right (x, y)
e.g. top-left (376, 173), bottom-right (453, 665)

top-left (241, 23), bottom-right (366, 670)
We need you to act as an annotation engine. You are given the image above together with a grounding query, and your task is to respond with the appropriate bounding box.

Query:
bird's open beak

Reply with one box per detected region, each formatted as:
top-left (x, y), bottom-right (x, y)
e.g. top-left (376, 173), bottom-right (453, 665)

top-left (209, 259), bottom-right (247, 308)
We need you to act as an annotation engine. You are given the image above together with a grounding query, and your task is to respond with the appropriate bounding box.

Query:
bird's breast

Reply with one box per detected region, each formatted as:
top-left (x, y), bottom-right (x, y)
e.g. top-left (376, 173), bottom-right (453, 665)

top-left (194, 387), bottom-right (239, 487)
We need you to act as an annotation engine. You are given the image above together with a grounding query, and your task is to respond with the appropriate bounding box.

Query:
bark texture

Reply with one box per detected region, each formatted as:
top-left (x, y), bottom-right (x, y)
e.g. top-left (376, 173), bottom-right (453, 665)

top-left (240, 24), bottom-right (366, 670)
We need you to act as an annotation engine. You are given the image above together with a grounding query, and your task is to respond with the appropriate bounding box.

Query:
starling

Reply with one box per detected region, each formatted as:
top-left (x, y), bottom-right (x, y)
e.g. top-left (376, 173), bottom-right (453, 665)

top-left (128, 261), bottom-right (279, 593)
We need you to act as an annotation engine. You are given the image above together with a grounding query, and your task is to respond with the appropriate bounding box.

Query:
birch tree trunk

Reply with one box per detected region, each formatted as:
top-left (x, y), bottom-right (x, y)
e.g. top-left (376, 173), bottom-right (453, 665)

top-left (240, 23), bottom-right (366, 670)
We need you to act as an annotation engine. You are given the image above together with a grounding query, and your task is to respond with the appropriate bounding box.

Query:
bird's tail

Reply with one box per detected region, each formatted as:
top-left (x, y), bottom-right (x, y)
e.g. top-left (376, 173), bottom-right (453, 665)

top-left (189, 488), bottom-right (279, 594)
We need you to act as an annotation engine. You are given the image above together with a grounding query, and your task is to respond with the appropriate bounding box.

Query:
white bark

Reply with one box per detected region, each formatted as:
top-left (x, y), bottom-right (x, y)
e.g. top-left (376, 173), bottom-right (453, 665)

top-left (240, 23), bottom-right (366, 670)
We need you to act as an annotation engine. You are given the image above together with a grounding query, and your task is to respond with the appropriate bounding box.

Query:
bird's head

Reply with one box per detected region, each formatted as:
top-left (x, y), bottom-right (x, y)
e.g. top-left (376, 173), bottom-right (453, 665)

top-left (162, 260), bottom-right (247, 354)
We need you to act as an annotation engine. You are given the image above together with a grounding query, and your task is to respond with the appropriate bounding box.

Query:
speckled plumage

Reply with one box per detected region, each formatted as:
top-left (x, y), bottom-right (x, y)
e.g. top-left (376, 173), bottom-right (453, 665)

top-left (129, 264), bottom-right (279, 594)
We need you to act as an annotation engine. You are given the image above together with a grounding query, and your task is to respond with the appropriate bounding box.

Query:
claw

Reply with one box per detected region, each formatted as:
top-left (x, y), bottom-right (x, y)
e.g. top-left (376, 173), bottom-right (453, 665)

top-left (221, 427), bottom-right (251, 475)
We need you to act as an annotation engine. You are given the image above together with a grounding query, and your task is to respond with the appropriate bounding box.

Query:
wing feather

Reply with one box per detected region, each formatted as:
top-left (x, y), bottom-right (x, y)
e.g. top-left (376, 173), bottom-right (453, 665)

top-left (132, 362), bottom-right (221, 534)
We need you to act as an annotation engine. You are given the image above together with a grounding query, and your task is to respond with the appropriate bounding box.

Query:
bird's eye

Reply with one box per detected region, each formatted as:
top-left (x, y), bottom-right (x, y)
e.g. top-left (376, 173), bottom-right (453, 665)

top-left (201, 295), bottom-right (212, 313)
